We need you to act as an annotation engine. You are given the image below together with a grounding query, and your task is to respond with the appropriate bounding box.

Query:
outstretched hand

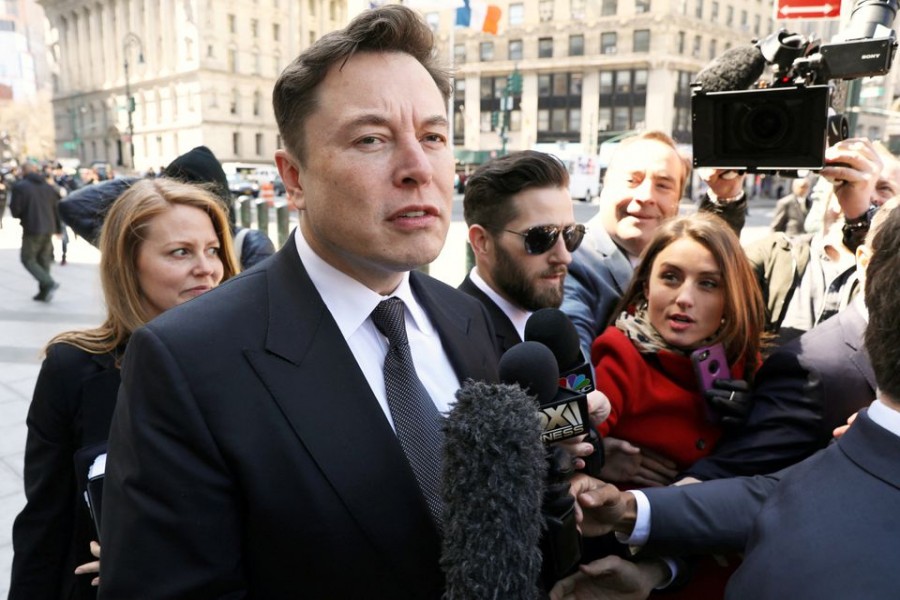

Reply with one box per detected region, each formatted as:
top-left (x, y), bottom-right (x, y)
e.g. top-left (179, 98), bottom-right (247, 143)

top-left (600, 437), bottom-right (678, 487)
top-left (550, 556), bottom-right (668, 600)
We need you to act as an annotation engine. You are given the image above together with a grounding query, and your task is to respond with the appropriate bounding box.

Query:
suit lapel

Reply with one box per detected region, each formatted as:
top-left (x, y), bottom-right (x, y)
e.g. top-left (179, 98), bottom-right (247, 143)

top-left (242, 240), bottom-right (441, 585)
top-left (458, 275), bottom-right (520, 356)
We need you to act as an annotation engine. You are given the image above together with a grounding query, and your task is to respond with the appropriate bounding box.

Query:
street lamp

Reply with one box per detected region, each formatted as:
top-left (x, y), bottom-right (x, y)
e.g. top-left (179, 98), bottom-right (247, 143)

top-left (122, 32), bottom-right (144, 169)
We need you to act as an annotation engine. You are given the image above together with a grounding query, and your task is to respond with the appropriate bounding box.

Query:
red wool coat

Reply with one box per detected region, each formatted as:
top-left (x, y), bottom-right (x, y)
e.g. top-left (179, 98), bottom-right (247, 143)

top-left (591, 326), bottom-right (749, 470)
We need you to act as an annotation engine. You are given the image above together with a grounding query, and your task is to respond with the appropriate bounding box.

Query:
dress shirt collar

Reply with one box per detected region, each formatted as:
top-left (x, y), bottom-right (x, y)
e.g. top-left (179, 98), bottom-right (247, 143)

top-left (867, 398), bottom-right (900, 438)
top-left (469, 267), bottom-right (531, 340)
top-left (293, 229), bottom-right (433, 340)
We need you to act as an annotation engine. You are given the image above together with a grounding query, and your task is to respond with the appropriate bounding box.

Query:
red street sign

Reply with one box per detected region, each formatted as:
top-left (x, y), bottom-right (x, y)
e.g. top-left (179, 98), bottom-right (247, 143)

top-left (775, 0), bottom-right (840, 19)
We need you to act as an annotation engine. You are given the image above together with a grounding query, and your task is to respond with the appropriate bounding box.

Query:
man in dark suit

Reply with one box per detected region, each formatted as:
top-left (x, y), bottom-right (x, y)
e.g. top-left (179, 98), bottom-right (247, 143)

top-left (770, 177), bottom-right (812, 237)
top-left (99, 7), bottom-right (499, 598)
top-left (459, 151), bottom-right (584, 358)
top-left (9, 162), bottom-right (62, 301)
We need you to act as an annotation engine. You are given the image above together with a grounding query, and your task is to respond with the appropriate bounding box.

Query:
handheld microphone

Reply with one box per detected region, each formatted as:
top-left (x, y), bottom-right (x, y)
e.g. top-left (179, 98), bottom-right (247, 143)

top-left (524, 309), bottom-right (605, 475)
top-left (442, 379), bottom-right (546, 599)
top-left (498, 341), bottom-right (583, 588)
top-left (694, 44), bottom-right (767, 92)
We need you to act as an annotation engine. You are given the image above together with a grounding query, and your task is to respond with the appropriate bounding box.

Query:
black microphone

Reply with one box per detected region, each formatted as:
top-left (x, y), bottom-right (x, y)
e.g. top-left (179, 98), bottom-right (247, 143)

top-left (498, 341), bottom-right (583, 588)
top-left (525, 309), bottom-right (605, 475)
top-left (442, 379), bottom-right (547, 599)
top-left (694, 44), bottom-right (767, 92)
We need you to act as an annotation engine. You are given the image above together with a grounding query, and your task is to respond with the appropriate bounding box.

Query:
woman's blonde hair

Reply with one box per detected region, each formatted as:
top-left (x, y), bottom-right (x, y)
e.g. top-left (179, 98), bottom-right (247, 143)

top-left (48, 178), bottom-right (239, 358)
top-left (612, 212), bottom-right (767, 378)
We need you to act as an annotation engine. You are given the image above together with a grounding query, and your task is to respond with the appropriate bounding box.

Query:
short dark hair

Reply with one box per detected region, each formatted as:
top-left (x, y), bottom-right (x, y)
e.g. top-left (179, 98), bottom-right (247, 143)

top-left (273, 5), bottom-right (450, 165)
top-left (863, 206), bottom-right (900, 400)
top-left (463, 150), bottom-right (570, 231)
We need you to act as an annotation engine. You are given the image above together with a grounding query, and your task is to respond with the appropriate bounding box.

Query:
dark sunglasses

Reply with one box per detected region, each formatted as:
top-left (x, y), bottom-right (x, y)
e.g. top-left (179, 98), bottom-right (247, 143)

top-left (503, 224), bottom-right (586, 255)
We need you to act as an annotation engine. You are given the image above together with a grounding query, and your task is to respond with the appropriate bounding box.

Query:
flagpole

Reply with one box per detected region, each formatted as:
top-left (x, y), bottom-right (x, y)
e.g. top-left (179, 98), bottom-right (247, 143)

top-left (448, 13), bottom-right (455, 150)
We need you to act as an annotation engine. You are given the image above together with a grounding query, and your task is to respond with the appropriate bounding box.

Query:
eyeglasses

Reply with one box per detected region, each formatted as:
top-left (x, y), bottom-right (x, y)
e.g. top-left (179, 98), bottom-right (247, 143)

top-left (503, 224), bottom-right (587, 255)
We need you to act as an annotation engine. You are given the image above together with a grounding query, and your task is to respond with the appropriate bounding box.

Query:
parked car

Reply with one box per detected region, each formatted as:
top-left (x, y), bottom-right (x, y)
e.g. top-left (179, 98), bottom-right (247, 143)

top-left (227, 173), bottom-right (259, 198)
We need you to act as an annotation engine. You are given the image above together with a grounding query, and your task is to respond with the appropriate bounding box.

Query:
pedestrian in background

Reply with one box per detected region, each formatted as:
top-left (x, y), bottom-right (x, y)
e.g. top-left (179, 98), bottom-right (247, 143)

top-left (9, 177), bottom-right (239, 600)
top-left (9, 162), bottom-right (62, 302)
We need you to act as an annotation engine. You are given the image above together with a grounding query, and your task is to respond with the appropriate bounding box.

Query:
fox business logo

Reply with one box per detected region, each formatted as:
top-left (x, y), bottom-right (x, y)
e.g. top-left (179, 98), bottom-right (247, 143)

top-left (538, 399), bottom-right (585, 443)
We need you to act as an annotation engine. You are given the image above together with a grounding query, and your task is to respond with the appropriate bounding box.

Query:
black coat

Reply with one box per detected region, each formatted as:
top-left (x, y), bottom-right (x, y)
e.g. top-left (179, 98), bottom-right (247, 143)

top-left (10, 172), bottom-right (61, 235)
top-left (10, 344), bottom-right (120, 600)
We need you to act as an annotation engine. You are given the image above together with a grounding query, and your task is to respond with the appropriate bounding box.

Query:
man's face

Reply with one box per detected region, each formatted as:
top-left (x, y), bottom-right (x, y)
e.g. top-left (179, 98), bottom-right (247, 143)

top-left (275, 52), bottom-right (454, 294)
top-left (874, 159), bottom-right (900, 206)
top-left (483, 186), bottom-right (575, 312)
top-left (599, 139), bottom-right (684, 258)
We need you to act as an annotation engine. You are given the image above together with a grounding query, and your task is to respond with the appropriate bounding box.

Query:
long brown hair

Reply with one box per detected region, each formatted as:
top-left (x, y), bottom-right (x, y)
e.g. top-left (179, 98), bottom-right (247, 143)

top-left (612, 212), bottom-right (767, 378)
top-left (47, 179), bottom-right (239, 358)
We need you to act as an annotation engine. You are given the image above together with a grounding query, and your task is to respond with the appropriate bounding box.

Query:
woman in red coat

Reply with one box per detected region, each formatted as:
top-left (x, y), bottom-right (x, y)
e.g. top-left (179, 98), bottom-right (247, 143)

top-left (592, 212), bottom-right (767, 480)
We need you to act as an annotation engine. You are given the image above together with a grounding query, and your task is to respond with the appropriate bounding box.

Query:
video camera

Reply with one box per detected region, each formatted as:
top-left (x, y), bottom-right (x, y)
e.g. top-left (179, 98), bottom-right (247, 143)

top-left (692, 0), bottom-right (898, 173)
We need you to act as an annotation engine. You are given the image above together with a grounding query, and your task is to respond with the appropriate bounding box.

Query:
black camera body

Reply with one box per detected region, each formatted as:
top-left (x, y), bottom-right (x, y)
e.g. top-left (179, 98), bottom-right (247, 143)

top-left (692, 0), bottom-right (898, 173)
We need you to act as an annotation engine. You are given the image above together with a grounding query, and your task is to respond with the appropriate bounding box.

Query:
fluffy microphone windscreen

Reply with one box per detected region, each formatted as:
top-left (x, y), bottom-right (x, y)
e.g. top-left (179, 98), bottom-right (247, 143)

top-left (442, 380), bottom-right (547, 600)
top-left (524, 308), bottom-right (584, 371)
top-left (695, 45), bottom-right (767, 92)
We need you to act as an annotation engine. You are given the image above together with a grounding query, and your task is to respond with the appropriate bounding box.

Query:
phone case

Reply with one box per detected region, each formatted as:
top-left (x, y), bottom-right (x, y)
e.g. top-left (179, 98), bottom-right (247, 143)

top-left (690, 343), bottom-right (730, 393)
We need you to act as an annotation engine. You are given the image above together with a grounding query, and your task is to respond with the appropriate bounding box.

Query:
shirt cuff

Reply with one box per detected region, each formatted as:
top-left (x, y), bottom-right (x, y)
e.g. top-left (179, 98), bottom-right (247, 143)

top-left (615, 490), bottom-right (651, 547)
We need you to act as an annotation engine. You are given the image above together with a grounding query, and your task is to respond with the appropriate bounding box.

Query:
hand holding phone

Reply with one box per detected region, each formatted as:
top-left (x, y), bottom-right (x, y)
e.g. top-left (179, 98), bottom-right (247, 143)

top-left (691, 344), bottom-right (731, 423)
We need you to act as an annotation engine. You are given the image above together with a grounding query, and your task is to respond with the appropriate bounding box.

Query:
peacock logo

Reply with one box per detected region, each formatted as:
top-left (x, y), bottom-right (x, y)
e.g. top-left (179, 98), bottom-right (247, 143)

top-left (560, 373), bottom-right (592, 392)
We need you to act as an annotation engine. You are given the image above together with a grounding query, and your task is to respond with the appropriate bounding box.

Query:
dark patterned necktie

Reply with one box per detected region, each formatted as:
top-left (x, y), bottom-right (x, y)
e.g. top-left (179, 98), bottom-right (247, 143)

top-left (371, 297), bottom-right (444, 527)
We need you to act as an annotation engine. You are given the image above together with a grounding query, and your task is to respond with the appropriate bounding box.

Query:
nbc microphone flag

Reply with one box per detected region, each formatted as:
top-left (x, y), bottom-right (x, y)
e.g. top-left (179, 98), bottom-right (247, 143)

top-left (456, 0), bottom-right (502, 34)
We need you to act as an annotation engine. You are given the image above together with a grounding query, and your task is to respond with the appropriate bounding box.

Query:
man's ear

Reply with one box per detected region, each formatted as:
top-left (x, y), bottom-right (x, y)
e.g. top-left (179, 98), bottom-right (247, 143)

top-left (855, 243), bottom-right (872, 284)
top-left (274, 150), bottom-right (304, 210)
top-left (468, 224), bottom-right (492, 257)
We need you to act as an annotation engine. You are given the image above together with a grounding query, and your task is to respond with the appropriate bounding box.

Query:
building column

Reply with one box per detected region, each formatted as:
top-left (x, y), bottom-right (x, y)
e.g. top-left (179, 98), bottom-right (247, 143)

top-left (580, 70), bottom-right (600, 155)
top-left (645, 65), bottom-right (676, 135)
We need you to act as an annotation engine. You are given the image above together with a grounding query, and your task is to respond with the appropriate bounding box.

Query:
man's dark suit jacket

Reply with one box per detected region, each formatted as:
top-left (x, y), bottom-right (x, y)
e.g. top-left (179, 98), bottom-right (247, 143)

top-left (726, 409), bottom-right (900, 599)
top-left (100, 237), bottom-right (500, 599)
top-left (685, 302), bottom-right (875, 480)
top-left (458, 274), bottom-right (520, 360)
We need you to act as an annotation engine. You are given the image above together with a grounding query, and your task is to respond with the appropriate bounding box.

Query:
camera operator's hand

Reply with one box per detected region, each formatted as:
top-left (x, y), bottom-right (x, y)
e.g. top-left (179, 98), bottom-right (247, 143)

top-left (821, 137), bottom-right (882, 220)
top-left (599, 437), bottom-right (678, 487)
top-left (550, 556), bottom-right (668, 600)
top-left (568, 473), bottom-right (635, 538)
top-left (704, 379), bottom-right (753, 427)
top-left (698, 168), bottom-right (745, 202)
top-left (73, 541), bottom-right (101, 587)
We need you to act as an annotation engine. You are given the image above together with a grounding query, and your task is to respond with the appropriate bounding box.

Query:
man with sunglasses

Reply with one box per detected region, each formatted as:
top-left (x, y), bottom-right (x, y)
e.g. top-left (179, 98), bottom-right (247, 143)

top-left (460, 151), bottom-right (584, 358)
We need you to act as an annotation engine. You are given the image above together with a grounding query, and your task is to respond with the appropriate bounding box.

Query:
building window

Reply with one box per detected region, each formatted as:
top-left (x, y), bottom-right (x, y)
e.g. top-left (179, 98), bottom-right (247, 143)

top-left (693, 35), bottom-right (701, 57)
top-left (480, 41), bottom-right (494, 61)
top-left (539, 0), bottom-right (553, 22)
top-left (569, 34), bottom-right (584, 57)
top-left (695, 0), bottom-right (703, 18)
top-left (633, 30), bottom-right (650, 53)
top-left (615, 70), bottom-right (631, 94)
top-left (251, 18), bottom-right (258, 37)
top-left (636, 0), bottom-right (650, 13)
top-left (601, 0), bottom-right (617, 16)
top-left (509, 2), bottom-right (524, 25)
top-left (711, 1), bottom-right (719, 21)
top-left (273, 23), bottom-right (280, 41)
top-left (254, 51), bottom-right (261, 75)
top-left (601, 32), bottom-right (617, 54)
top-left (455, 78), bottom-right (466, 101)
top-left (255, 133), bottom-right (264, 155)
top-left (253, 90), bottom-right (261, 116)
top-left (709, 39), bottom-right (717, 60)
top-left (740, 9), bottom-right (747, 26)
top-left (509, 39), bottom-right (523, 61)
top-left (537, 72), bottom-right (582, 142)
top-left (230, 88), bottom-right (239, 114)
top-left (207, 44), bottom-right (214, 58)
top-left (677, 31), bottom-right (685, 54)
top-left (634, 69), bottom-right (648, 93)
top-left (454, 43), bottom-right (466, 64)
top-left (228, 13), bottom-right (236, 33)
top-left (538, 37), bottom-right (553, 58)
top-left (308, 0), bottom-right (315, 15)
top-left (726, 5), bottom-right (733, 25)
top-left (570, 0), bottom-right (586, 19)
top-left (228, 48), bottom-right (238, 73)
top-left (233, 132), bottom-right (240, 155)
top-left (425, 12), bottom-right (439, 31)
top-left (754, 14), bottom-right (761, 34)
top-left (276, 134), bottom-right (282, 149)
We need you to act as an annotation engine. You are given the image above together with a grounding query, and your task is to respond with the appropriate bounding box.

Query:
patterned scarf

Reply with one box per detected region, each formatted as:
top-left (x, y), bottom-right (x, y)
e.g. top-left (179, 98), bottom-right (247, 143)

top-left (615, 304), bottom-right (719, 356)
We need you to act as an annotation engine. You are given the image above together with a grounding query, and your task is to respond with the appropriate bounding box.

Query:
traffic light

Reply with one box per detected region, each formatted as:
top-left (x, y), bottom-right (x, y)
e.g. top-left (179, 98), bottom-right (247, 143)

top-left (128, 96), bottom-right (136, 113)
top-left (507, 71), bottom-right (522, 96)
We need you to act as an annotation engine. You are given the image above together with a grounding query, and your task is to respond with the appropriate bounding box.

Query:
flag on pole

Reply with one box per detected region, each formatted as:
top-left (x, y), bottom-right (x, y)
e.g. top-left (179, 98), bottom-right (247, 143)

top-left (456, 0), bottom-right (502, 34)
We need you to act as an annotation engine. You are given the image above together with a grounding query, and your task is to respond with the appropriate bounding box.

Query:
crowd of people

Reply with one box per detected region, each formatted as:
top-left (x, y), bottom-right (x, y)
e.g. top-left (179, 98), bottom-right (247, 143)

top-left (5, 5), bottom-right (900, 599)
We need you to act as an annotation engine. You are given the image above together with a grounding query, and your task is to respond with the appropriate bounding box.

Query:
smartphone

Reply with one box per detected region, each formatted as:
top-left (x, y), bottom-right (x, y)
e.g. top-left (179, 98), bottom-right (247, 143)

top-left (690, 343), bottom-right (730, 393)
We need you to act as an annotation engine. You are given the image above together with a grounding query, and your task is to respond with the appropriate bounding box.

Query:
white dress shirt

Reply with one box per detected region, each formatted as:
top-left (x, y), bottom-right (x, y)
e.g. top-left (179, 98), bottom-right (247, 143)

top-left (294, 230), bottom-right (461, 428)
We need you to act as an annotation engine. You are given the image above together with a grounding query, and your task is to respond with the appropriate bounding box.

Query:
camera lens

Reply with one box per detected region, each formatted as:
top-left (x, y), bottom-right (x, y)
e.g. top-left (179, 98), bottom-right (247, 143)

top-left (741, 104), bottom-right (790, 148)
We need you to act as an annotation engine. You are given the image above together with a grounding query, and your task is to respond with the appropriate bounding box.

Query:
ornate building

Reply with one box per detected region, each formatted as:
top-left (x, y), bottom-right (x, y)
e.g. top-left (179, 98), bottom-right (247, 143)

top-left (38, 0), bottom-right (351, 170)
